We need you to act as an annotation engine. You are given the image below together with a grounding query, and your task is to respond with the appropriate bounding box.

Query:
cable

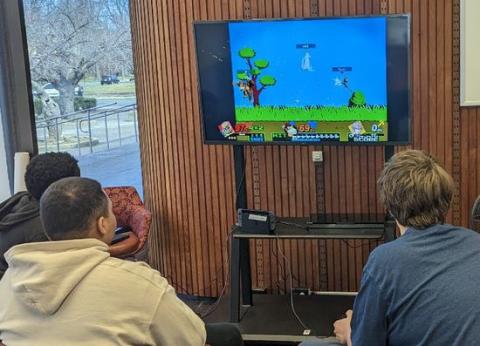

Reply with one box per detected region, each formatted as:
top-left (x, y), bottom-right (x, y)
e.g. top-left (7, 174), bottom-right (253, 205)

top-left (167, 263), bottom-right (226, 294)
top-left (341, 239), bottom-right (371, 249)
top-left (276, 237), bottom-right (311, 332)
top-left (199, 227), bottom-right (233, 318)
top-left (165, 225), bottom-right (237, 295)
top-left (278, 220), bottom-right (309, 229)
top-left (279, 220), bottom-right (375, 250)
top-left (270, 242), bottom-right (300, 294)
top-left (234, 149), bottom-right (247, 210)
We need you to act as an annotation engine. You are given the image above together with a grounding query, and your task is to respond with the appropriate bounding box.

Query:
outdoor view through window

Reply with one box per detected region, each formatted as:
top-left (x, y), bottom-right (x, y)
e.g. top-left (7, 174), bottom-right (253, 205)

top-left (23, 0), bottom-right (142, 196)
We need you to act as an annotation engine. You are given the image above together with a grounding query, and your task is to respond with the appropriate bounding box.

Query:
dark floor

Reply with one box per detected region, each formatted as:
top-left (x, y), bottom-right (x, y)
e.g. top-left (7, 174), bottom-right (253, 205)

top-left (180, 293), bottom-right (355, 345)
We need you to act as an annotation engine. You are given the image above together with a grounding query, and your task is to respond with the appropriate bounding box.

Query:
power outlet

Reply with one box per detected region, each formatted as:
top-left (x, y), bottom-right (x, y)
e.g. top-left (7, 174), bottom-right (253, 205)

top-left (292, 288), bottom-right (310, 295)
top-left (312, 151), bottom-right (323, 162)
top-left (252, 288), bottom-right (267, 294)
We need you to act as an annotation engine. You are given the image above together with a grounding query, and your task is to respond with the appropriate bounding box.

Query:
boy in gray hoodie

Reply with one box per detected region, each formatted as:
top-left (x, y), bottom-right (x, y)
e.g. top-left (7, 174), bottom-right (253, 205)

top-left (0, 152), bottom-right (80, 278)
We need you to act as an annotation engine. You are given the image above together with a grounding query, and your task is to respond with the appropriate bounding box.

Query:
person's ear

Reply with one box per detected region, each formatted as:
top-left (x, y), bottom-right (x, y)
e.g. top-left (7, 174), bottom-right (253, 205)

top-left (96, 216), bottom-right (108, 237)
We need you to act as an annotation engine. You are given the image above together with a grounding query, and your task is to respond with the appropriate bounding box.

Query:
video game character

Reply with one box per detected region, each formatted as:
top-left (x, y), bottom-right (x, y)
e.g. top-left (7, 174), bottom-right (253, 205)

top-left (282, 123), bottom-right (298, 137)
top-left (218, 121), bottom-right (235, 137)
top-left (349, 121), bottom-right (365, 136)
top-left (236, 80), bottom-right (255, 101)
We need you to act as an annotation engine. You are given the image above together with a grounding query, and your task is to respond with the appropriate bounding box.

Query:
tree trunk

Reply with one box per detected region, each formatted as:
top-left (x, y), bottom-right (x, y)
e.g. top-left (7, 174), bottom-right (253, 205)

top-left (252, 88), bottom-right (260, 107)
top-left (57, 82), bottom-right (75, 116)
top-left (252, 76), bottom-right (260, 107)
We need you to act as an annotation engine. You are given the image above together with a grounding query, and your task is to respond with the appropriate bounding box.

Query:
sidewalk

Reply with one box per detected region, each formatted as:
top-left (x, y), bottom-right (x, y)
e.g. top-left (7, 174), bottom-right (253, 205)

top-left (76, 143), bottom-right (143, 198)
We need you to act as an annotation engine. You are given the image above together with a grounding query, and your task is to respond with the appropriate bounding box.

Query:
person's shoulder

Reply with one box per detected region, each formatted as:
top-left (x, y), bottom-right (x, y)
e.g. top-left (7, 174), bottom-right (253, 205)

top-left (100, 257), bottom-right (169, 291)
top-left (451, 224), bottom-right (480, 239)
top-left (368, 236), bottom-right (407, 261)
top-left (363, 237), bottom-right (410, 275)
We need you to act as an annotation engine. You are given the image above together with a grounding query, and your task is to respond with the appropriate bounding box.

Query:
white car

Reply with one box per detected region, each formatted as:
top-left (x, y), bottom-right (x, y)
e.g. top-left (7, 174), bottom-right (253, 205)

top-left (39, 83), bottom-right (84, 97)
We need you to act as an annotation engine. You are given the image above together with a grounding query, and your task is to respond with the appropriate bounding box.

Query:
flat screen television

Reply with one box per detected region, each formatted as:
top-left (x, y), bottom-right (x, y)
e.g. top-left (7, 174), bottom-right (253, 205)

top-left (194, 15), bottom-right (410, 145)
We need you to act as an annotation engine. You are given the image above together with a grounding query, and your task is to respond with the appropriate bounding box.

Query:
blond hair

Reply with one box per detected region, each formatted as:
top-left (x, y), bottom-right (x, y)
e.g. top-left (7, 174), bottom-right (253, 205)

top-left (377, 150), bottom-right (454, 229)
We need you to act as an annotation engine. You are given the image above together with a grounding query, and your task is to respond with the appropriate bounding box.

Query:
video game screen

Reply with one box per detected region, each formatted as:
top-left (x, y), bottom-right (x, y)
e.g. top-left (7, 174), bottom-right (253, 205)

top-left (194, 16), bottom-right (410, 144)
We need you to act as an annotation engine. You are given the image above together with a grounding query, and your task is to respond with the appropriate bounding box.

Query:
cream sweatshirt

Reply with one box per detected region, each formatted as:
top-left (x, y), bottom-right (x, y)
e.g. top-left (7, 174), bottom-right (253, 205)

top-left (0, 238), bottom-right (206, 345)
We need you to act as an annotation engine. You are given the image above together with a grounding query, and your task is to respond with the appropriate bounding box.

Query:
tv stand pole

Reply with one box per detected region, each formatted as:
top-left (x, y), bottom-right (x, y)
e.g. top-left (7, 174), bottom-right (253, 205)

top-left (383, 145), bottom-right (396, 242)
top-left (384, 145), bottom-right (395, 162)
top-left (231, 145), bottom-right (252, 318)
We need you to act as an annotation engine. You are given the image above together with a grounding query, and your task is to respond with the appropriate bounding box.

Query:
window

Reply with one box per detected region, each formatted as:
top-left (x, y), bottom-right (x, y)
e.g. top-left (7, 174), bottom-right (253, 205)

top-left (22, 0), bottom-right (143, 196)
top-left (0, 107), bottom-right (10, 201)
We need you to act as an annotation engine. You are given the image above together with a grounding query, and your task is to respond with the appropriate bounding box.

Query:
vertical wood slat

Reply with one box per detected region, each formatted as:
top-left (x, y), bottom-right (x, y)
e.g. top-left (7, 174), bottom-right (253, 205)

top-left (129, 0), bottom-right (473, 296)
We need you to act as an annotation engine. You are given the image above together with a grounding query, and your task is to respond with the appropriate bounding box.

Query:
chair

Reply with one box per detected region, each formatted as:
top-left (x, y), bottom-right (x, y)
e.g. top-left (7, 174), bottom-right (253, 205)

top-left (104, 186), bottom-right (152, 261)
top-left (471, 195), bottom-right (480, 232)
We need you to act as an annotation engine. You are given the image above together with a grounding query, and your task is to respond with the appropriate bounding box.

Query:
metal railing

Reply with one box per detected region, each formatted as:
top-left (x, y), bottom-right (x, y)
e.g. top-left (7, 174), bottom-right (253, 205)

top-left (35, 102), bottom-right (138, 156)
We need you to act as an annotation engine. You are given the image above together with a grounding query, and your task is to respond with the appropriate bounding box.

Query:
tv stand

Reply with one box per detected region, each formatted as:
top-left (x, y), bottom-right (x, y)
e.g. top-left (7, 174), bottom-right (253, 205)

top-left (229, 216), bottom-right (395, 323)
top-left (230, 145), bottom-right (398, 325)
top-left (305, 216), bottom-right (396, 242)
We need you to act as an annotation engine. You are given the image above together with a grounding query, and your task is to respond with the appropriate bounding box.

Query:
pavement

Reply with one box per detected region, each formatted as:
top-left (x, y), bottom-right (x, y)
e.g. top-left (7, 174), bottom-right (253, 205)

top-left (76, 142), bottom-right (143, 198)
top-left (96, 97), bottom-right (137, 108)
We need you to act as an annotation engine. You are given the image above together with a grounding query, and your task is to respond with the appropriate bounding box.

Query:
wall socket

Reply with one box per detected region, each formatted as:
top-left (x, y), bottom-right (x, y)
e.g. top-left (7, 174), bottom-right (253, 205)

top-left (292, 287), bottom-right (311, 295)
top-left (312, 150), bottom-right (323, 162)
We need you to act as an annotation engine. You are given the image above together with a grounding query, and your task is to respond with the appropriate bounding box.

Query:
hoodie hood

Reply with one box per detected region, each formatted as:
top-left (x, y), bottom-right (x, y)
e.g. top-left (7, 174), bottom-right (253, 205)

top-left (0, 192), bottom-right (39, 232)
top-left (4, 239), bottom-right (110, 315)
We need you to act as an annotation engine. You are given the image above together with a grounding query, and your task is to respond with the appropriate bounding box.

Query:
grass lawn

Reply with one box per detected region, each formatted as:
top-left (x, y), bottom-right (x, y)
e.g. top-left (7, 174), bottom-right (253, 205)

top-left (84, 81), bottom-right (136, 97)
top-left (235, 106), bottom-right (387, 122)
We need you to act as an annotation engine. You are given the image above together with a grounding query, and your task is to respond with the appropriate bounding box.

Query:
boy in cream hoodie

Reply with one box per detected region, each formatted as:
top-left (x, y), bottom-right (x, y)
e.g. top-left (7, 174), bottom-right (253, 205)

top-left (0, 177), bottom-right (206, 345)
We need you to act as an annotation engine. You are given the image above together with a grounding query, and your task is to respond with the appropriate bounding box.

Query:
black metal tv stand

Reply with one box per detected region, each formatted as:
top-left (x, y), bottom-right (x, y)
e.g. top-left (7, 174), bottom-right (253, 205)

top-left (230, 145), bottom-right (398, 326)
top-left (305, 210), bottom-right (397, 242)
top-left (229, 216), bottom-right (395, 323)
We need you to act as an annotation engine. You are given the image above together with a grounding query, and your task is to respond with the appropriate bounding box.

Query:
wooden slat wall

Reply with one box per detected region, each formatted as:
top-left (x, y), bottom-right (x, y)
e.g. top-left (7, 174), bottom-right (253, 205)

top-left (129, 0), bottom-right (470, 296)
top-left (456, 0), bottom-right (480, 229)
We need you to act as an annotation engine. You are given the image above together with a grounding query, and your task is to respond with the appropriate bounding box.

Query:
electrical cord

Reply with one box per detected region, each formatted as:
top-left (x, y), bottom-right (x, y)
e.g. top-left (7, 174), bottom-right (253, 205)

top-left (279, 220), bottom-right (372, 250)
top-left (166, 227), bottom-right (233, 317)
top-left (199, 227), bottom-right (233, 318)
top-left (341, 239), bottom-right (370, 249)
top-left (234, 149), bottom-right (247, 210)
top-left (168, 149), bottom-right (245, 312)
top-left (278, 220), bottom-right (309, 229)
top-left (275, 237), bottom-right (356, 339)
top-left (270, 243), bottom-right (300, 293)
top-left (275, 237), bottom-right (311, 332)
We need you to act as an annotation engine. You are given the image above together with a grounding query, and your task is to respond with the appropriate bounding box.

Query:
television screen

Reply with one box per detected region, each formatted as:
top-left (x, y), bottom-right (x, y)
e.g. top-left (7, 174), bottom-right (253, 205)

top-left (194, 15), bottom-right (410, 144)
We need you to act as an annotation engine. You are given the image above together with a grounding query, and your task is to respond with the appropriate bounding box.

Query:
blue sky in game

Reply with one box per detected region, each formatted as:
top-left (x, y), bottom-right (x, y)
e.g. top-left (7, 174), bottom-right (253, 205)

top-left (229, 17), bottom-right (387, 108)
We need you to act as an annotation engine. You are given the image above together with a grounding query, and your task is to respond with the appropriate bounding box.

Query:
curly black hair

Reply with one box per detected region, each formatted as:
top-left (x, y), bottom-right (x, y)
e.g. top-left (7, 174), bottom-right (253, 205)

top-left (25, 152), bottom-right (81, 200)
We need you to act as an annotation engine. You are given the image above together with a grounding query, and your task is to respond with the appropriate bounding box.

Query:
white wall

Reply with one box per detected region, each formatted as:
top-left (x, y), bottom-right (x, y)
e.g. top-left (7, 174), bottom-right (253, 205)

top-left (461, 0), bottom-right (480, 106)
top-left (0, 108), bottom-right (11, 201)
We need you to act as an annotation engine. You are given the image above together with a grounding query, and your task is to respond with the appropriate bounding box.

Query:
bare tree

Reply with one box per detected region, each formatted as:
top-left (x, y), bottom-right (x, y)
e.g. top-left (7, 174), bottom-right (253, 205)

top-left (24, 0), bottom-right (132, 116)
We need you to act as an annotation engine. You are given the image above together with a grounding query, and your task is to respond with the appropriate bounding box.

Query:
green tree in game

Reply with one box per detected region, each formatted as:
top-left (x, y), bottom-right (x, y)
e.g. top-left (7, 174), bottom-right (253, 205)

top-left (349, 91), bottom-right (367, 107)
top-left (236, 47), bottom-right (276, 107)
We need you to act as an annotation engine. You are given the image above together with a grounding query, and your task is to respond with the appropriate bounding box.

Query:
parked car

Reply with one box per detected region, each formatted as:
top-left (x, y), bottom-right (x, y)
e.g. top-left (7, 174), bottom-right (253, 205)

top-left (101, 75), bottom-right (120, 85)
top-left (35, 83), bottom-right (84, 97)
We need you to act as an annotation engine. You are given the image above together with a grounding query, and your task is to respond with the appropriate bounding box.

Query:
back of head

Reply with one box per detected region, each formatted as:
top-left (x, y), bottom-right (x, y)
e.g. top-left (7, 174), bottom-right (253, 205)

top-left (40, 177), bottom-right (108, 240)
top-left (25, 152), bottom-right (80, 200)
top-left (377, 149), bottom-right (454, 229)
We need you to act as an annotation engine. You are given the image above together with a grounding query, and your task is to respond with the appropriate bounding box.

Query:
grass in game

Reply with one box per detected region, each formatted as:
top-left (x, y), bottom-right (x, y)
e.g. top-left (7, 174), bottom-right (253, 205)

top-left (235, 105), bottom-right (387, 122)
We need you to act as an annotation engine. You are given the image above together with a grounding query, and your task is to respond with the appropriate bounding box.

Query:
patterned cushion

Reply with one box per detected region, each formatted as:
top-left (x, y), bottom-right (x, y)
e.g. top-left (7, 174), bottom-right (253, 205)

top-left (104, 186), bottom-right (152, 257)
top-left (471, 195), bottom-right (480, 232)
